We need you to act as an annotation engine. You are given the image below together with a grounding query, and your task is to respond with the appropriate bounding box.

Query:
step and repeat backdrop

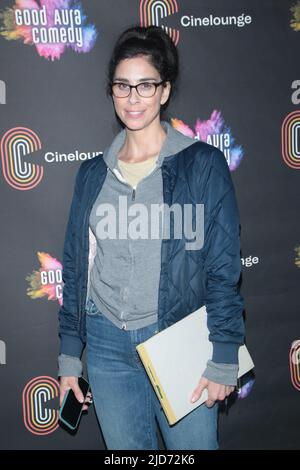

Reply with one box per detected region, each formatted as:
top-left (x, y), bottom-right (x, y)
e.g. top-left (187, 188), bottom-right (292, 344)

top-left (0, 0), bottom-right (299, 450)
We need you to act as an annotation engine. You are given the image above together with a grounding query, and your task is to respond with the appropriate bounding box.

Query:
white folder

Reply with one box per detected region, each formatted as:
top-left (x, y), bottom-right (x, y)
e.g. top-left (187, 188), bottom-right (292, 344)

top-left (136, 305), bottom-right (254, 425)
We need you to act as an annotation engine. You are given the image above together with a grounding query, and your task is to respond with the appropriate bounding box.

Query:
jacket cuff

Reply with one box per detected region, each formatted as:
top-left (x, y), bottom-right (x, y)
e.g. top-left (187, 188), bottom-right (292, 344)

top-left (202, 359), bottom-right (238, 386)
top-left (59, 333), bottom-right (85, 358)
top-left (57, 354), bottom-right (83, 377)
top-left (212, 341), bottom-right (240, 364)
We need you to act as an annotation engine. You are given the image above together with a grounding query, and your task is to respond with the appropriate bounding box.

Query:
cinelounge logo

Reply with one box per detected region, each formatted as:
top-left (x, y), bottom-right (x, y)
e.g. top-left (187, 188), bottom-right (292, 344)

top-left (140, 0), bottom-right (252, 45)
top-left (290, 340), bottom-right (300, 391)
top-left (241, 255), bottom-right (260, 268)
top-left (0, 126), bottom-right (100, 190)
top-left (22, 376), bottom-right (60, 435)
top-left (281, 110), bottom-right (300, 169)
top-left (0, 127), bottom-right (43, 190)
top-left (180, 13), bottom-right (252, 29)
top-left (140, 0), bottom-right (179, 44)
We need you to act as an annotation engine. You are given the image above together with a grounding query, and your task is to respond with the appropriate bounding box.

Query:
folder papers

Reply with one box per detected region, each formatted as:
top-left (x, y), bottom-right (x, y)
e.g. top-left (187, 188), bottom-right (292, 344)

top-left (136, 305), bottom-right (254, 425)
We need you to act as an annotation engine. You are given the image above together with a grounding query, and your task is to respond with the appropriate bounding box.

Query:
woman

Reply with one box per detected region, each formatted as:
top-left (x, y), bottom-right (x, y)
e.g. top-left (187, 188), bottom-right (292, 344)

top-left (58, 25), bottom-right (245, 450)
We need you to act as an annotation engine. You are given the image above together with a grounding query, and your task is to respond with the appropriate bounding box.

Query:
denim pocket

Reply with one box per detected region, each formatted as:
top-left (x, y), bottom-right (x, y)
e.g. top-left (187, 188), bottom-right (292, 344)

top-left (85, 297), bottom-right (102, 316)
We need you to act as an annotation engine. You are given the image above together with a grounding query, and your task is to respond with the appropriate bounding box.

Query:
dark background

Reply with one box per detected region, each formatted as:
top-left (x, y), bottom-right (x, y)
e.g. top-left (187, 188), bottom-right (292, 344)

top-left (0, 0), bottom-right (299, 449)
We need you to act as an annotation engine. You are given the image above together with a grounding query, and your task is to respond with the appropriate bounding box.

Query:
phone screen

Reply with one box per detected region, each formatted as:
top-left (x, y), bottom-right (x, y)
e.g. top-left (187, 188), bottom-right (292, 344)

top-left (59, 376), bottom-right (90, 430)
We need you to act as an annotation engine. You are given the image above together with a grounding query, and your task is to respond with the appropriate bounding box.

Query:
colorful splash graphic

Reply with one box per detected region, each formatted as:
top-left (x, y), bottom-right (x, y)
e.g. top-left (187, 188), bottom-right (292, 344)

top-left (0, 0), bottom-right (97, 60)
top-left (171, 111), bottom-right (244, 171)
top-left (295, 245), bottom-right (300, 268)
top-left (26, 252), bottom-right (63, 305)
top-left (290, 1), bottom-right (300, 31)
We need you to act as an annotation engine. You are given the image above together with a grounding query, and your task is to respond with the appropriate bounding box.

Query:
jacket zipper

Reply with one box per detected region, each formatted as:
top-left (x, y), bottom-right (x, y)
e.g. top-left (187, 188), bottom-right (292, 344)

top-left (112, 162), bottom-right (158, 202)
top-left (78, 167), bottom-right (109, 335)
top-left (79, 160), bottom-right (165, 337)
top-left (79, 166), bottom-right (127, 329)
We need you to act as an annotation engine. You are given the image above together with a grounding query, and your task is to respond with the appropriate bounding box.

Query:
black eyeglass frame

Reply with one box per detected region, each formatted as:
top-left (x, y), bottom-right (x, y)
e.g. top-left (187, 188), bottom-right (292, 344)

top-left (110, 80), bottom-right (165, 98)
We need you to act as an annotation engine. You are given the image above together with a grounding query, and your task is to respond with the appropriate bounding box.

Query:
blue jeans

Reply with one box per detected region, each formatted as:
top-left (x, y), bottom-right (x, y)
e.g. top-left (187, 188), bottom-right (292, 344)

top-left (85, 297), bottom-right (219, 450)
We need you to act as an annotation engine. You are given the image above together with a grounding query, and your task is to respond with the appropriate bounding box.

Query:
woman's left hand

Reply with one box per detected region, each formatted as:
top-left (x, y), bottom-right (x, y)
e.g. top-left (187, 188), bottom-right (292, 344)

top-left (190, 377), bottom-right (235, 407)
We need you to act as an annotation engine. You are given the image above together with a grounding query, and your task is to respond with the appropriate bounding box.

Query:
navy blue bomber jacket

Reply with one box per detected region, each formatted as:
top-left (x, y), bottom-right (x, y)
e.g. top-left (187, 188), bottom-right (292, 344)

top-left (58, 136), bottom-right (245, 377)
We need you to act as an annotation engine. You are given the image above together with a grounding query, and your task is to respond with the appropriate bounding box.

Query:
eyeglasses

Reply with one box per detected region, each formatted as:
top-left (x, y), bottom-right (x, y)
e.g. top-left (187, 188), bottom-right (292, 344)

top-left (111, 80), bottom-right (165, 98)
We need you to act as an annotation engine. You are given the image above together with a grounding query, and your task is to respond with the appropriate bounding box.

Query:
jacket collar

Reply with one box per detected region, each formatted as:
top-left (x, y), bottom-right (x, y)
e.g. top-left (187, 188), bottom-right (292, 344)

top-left (102, 120), bottom-right (195, 172)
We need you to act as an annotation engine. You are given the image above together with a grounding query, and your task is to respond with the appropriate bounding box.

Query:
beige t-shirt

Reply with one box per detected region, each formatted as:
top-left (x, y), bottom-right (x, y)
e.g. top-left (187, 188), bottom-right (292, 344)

top-left (117, 155), bottom-right (158, 188)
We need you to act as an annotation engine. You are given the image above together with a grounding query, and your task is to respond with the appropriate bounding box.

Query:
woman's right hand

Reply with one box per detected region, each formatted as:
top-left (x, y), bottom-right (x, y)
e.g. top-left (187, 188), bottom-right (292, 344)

top-left (59, 376), bottom-right (93, 411)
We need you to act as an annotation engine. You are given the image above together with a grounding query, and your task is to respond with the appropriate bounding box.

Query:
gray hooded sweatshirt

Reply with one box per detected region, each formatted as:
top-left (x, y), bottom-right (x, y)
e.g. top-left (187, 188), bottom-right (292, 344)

top-left (58, 121), bottom-right (238, 386)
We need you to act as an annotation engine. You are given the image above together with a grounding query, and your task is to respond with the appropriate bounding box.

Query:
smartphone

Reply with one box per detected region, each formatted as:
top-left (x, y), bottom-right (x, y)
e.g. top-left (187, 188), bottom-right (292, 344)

top-left (59, 376), bottom-right (90, 430)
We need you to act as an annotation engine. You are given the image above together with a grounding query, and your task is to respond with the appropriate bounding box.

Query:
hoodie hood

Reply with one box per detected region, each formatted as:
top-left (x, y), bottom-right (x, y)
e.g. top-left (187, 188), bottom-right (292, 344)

top-left (102, 120), bottom-right (194, 172)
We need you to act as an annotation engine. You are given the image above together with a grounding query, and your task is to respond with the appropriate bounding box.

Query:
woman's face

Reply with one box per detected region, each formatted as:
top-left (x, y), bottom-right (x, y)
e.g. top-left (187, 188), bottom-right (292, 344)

top-left (111, 55), bottom-right (171, 131)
